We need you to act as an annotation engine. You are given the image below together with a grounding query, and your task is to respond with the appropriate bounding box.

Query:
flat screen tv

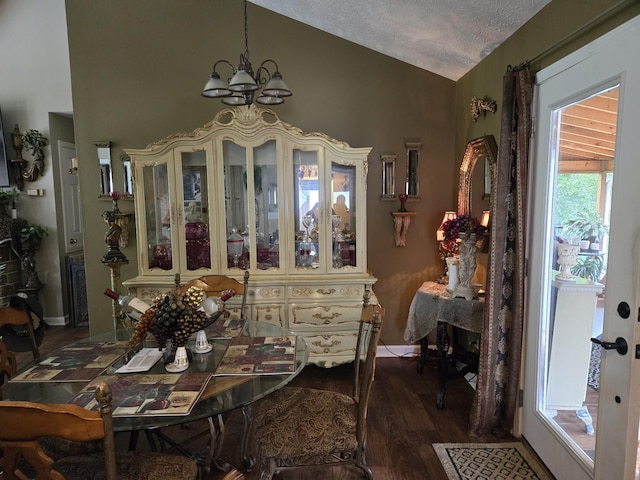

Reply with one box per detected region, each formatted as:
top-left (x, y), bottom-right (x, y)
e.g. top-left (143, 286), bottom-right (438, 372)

top-left (0, 107), bottom-right (11, 187)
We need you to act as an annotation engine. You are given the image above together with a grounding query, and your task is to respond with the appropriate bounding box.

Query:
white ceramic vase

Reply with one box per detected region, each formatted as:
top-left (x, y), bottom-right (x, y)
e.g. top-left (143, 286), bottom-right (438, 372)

top-left (556, 243), bottom-right (580, 281)
top-left (446, 257), bottom-right (459, 293)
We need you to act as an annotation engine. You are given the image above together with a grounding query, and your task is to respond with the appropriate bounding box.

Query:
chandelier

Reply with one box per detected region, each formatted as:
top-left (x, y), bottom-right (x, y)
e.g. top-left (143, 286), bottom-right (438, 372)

top-left (202, 0), bottom-right (292, 106)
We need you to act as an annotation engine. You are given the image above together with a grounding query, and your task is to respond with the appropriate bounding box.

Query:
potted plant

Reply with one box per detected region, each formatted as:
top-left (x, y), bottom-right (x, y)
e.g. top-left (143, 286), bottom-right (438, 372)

top-left (16, 224), bottom-right (48, 289)
top-left (0, 188), bottom-right (19, 218)
top-left (562, 210), bottom-right (609, 251)
top-left (571, 256), bottom-right (603, 281)
top-left (19, 224), bottom-right (48, 253)
top-left (21, 129), bottom-right (49, 159)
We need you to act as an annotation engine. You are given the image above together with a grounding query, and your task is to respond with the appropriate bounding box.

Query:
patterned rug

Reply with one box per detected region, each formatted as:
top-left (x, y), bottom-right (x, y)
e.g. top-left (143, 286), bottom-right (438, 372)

top-left (434, 443), bottom-right (552, 480)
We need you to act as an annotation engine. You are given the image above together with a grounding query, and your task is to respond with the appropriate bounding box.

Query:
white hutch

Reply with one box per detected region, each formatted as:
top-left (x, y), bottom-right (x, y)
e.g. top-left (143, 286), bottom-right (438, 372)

top-left (123, 106), bottom-right (376, 366)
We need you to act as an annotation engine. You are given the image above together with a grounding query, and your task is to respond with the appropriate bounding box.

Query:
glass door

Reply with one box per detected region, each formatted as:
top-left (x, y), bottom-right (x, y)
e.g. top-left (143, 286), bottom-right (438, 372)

top-left (523, 17), bottom-right (640, 479)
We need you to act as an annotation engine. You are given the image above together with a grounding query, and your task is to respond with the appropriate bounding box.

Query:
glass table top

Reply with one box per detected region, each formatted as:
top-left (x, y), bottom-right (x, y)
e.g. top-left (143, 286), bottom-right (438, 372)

top-left (2, 321), bottom-right (308, 431)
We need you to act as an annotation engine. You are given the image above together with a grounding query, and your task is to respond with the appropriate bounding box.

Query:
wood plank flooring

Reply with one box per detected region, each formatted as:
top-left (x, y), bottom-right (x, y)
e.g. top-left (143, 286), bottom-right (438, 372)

top-left (11, 326), bottom-right (552, 480)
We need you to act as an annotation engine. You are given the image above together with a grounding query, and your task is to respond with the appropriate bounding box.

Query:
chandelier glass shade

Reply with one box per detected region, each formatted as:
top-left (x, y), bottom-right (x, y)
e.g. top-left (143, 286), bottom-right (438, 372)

top-left (202, 0), bottom-right (292, 106)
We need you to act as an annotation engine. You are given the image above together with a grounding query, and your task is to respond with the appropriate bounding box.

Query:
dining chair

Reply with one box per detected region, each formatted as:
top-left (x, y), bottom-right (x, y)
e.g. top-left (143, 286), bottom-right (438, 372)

top-left (0, 382), bottom-right (198, 480)
top-left (0, 300), bottom-right (41, 361)
top-left (0, 338), bottom-right (17, 399)
top-left (252, 287), bottom-right (383, 480)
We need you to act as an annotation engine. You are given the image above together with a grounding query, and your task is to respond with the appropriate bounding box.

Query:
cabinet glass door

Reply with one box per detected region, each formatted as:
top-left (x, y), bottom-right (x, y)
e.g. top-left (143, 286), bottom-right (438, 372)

top-left (142, 162), bottom-right (172, 270)
top-left (331, 162), bottom-right (356, 269)
top-left (254, 140), bottom-right (279, 270)
top-left (293, 149), bottom-right (320, 270)
top-left (223, 140), bottom-right (249, 269)
top-left (181, 150), bottom-right (211, 270)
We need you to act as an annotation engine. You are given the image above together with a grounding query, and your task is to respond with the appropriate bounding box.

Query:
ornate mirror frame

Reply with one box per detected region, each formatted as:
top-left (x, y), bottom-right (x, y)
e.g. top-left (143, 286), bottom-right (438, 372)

top-left (457, 135), bottom-right (498, 215)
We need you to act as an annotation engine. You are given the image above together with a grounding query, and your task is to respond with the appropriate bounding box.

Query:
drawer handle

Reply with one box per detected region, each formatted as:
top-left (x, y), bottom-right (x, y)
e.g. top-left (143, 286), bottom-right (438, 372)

top-left (317, 288), bottom-right (336, 295)
top-left (313, 312), bottom-right (341, 323)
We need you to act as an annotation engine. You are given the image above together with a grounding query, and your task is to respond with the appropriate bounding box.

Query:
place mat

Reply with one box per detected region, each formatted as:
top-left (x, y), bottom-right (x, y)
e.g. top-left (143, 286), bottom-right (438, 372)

top-left (205, 317), bottom-right (246, 338)
top-left (11, 341), bottom-right (130, 382)
top-left (214, 335), bottom-right (297, 375)
top-left (433, 442), bottom-right (552, 480)
top-left (68, 372), bottom-right (211, 417)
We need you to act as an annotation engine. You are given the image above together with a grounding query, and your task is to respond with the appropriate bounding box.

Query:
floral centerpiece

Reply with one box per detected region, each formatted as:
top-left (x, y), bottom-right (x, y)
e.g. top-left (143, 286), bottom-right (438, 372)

top-left (441, 214), bottom-right (487, 256)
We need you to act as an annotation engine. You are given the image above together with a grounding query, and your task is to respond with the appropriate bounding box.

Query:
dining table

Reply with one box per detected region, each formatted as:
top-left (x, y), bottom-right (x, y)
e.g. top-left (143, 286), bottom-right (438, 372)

top-left (1, 320), bottom-right (309, 476)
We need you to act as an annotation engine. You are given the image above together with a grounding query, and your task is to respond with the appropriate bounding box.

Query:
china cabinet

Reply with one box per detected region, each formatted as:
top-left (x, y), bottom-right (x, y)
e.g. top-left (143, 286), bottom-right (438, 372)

top-left (123, 106), bottom-right (376, 366)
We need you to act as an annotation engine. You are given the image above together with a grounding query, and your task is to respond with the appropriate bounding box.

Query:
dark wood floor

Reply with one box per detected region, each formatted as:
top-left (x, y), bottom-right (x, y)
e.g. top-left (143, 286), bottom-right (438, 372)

top-left (13, 326), bottom-right (552, 480)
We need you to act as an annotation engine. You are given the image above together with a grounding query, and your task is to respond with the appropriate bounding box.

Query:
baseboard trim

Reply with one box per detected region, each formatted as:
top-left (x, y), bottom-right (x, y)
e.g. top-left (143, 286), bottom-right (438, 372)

top-left (377, 344), bottom-right (420, 358)
top-left (44, 316), bottom-right (67, 327)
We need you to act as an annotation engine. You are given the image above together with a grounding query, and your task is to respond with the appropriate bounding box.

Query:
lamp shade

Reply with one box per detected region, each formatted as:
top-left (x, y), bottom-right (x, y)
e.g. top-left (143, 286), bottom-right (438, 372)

top-left (480, 210), bottom-right (491, 227)
top-left (262, 73), bottom-right (292, 97)
top-left (256, 95), bottom-right (284, 105)
top-left (229, 69), bottom-right (259, 92)
top-left (436, 211), bottom-right (457, 241)
top-left (202, 72), bottom-right (231, 98)
top-left (222, 93), bottom-right (250, 106)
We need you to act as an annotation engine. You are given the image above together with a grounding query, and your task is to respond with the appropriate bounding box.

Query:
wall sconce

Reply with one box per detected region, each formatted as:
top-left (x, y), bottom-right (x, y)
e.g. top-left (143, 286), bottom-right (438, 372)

top-left (69, 157), bottom-right (78, 175)
top-left (470, 96), bottom-right (497, 122)
top-left (380, 154), bottom-right (396, 200)
top-left (391, 194), bottom-right (416, 247)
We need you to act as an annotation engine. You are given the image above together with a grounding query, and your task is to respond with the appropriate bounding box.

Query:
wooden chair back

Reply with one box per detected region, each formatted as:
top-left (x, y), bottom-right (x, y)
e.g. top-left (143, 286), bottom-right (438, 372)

top-left (0, 382), bottom-right (117, 480)
top-left (352, 289), bottom-right (383, 449)
top-left (0, 338), bottom-right (17, 399)
top-left (0, 304), bottom-right (41, 360)
top-left (179, 271), bottom-right (250, 319)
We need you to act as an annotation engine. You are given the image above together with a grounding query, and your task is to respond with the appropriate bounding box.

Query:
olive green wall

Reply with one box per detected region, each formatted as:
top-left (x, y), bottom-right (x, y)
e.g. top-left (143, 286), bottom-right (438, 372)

top-left (66, 0), bottom-right (457, 340)
top-left (455, 0), bottom-right (640, 170)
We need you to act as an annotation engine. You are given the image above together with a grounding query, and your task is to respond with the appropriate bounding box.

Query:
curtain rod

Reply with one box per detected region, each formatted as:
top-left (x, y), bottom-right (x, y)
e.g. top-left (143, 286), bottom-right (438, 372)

top-left (522, 0), bottom-right (635, 68)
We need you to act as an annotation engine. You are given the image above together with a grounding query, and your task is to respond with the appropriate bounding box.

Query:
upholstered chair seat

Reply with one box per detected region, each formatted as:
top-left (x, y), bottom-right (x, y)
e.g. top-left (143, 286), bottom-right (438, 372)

top-left (252, 287), bottom-right (383, 480)
top-left (254, 387), bottom-right (358, 459)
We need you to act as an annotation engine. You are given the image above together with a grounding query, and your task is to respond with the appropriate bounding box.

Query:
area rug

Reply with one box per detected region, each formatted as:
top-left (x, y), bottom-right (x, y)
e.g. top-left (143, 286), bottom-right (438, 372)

top-left (433, 442), bottom-right (552, 480)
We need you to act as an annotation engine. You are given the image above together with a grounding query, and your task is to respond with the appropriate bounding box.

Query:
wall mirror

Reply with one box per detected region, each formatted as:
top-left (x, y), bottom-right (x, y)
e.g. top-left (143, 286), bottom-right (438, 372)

top-left (457, 135), bottom-right (497, 217)
top-left (96, 141), bottom-right (113, 197)
top-left (121, 154), bottom-right (134, 197)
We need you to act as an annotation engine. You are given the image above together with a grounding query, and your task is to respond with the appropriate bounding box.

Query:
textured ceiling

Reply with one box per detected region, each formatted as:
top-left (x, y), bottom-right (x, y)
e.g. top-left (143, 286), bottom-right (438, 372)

top-left (250, 0), bottom-right (552, 80)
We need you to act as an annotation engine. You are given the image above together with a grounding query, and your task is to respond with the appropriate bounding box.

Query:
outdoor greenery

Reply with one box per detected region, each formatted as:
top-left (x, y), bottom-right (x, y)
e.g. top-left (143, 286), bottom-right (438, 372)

top-left (553, 173), bottom-right (599, 228)
top-left (571, 256), bottom-right (603, 281)
top-left (562, 209), bottom-right (609, 241)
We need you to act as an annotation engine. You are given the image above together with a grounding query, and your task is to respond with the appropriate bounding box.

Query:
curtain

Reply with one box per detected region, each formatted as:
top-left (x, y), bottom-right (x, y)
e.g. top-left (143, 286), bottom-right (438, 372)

top-left (469, 65), bottom-right (533, 437)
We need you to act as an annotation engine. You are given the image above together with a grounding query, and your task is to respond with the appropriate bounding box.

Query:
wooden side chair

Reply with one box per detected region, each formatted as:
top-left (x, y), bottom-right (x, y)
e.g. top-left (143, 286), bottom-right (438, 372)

top-left (0, 301), bottom-right (41, 361)
top-left (0, 382), bottom-right (198, 480)
top-left (0, 338), bottom-right (17, 399)
top-left (252, 287), bottom-right (383, 480)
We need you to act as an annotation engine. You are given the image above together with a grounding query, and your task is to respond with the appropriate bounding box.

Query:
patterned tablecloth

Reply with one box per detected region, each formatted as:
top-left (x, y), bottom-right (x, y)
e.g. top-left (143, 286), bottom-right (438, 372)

top-left (404, 281), bottom-right (484, 344)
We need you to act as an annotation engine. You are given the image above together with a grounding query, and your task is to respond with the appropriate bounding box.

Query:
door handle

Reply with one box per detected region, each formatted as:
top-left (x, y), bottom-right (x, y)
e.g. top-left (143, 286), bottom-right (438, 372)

top-left (591, 337), bottom-right (628, 355)
top-left (69, 238), bottom-right (78, 244)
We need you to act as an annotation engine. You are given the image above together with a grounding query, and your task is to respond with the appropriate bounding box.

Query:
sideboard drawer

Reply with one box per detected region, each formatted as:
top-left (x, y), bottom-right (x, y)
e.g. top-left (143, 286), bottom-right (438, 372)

top-left (287, 284), bottom-right (365, 300)
top-left (289, 303), bottom-right (362, 328)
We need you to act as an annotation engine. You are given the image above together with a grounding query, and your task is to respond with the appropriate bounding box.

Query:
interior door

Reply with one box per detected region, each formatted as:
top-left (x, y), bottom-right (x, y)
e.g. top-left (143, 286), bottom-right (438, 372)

top-left (58, 141), bottom-right (83, 253)
top-left (523, 16), bottom-right (640, 480)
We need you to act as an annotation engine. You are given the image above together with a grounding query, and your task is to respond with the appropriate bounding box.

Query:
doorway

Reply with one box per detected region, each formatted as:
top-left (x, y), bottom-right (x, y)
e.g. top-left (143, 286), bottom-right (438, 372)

top-left (523, 16), bottom-right (640, 480)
